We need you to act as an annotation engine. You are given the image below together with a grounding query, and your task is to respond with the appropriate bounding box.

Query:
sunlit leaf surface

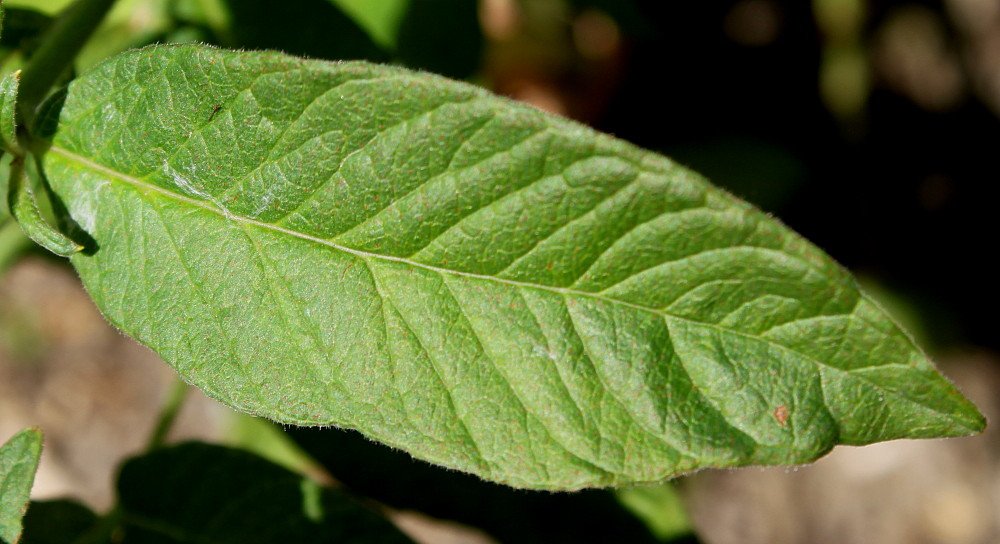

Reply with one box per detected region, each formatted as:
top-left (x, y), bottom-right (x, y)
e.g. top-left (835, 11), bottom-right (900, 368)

top-left (40, 44), bottom-right (984, 489)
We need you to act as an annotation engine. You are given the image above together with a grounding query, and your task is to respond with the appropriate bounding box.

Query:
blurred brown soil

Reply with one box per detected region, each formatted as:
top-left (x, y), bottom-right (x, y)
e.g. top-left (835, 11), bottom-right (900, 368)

top-left (0, 257), bottom-right (224, 509)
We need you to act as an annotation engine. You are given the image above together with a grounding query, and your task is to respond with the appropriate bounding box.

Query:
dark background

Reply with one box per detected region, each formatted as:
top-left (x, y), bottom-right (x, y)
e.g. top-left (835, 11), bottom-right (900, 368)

top-left (588, 1), bottom-right (998, 354)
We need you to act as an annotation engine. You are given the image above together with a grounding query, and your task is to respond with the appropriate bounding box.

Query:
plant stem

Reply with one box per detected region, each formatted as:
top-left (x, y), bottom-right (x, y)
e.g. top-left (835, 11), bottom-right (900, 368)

top-left (17, 0), bottom-right (117, 126)
top-left (145, 377), bottom-right (190, 451)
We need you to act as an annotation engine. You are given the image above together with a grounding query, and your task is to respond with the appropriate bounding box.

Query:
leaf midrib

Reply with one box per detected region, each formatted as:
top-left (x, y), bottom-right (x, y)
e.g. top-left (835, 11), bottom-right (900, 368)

top-left (52, 145), bottom-right (707, 317)
top-left (51, 144), bottom-right (961, 426)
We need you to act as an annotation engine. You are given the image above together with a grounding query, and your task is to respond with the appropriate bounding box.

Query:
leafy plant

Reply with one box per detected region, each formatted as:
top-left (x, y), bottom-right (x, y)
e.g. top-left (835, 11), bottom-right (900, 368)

top-left (0, 0), bottom-right (986, 542)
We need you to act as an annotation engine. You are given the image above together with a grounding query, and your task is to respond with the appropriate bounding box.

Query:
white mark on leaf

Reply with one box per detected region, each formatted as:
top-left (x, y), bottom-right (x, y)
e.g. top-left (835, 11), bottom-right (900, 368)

top-left (532, 344), bottom-right (558, 361)
top-left (163, 162), bottom-right (233, 219)
top-left (250, 186), bottom-right (277, 218)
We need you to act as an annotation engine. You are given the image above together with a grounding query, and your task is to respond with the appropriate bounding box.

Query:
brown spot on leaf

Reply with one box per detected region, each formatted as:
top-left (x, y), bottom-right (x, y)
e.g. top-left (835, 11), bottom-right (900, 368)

top-left (774, 405), bottom-right (789, 426)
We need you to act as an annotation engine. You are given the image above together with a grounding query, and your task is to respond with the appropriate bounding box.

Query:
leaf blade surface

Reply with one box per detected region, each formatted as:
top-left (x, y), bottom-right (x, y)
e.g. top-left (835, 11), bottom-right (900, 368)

top-left (40, 44), bottom-right (984, 489)
top-left (1, 427), bottom-right (43, 544)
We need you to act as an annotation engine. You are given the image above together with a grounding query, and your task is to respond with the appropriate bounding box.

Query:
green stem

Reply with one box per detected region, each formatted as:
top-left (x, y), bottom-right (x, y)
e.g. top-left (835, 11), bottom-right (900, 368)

top-left (146, 376), bottom-right (190, 451)
top-left (17, 0), bottom-right (117, 126)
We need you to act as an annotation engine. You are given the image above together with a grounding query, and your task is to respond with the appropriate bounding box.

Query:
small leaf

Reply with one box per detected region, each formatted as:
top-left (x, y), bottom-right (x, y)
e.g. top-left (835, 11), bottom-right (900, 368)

top-left (7, 160), bottom-right (82, 256)
top-left (615, 483), bottom-right (694, 541)
top-left (116, 443), bottom-right (414, 543)
top-left (1, 427), bottom-right (43, 544)
top-left (329, 0), bottom-right (409, 50)
top-left (1, 70), bottom-right (20, 152)
top-left (39, 44), bottom-right (984, 490)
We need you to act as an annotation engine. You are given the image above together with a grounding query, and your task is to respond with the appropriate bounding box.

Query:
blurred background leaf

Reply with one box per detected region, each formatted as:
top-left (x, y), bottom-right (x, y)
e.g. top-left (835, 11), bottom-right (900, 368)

top-left (0, 7), bottom-right (53, 64)
top-left (220, 0), bottom-right (388, 62)
top-left (395, 0), bottom-right (483, 78)
top-left (285, 425), bottom-right (698, 544)
top-left (330, 0), bottom-right (409, 50)
top-left (20, 499), bottom-right (98, 544)
top-left (116, 442), bottom-right (415, 543)
top-left (615, 483), bottom-right (694, 543)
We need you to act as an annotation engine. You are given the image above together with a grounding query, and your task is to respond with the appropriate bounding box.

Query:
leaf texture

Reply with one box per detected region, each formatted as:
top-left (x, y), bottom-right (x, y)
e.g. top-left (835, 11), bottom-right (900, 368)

top-left (0, 70), bottom-right (18, 151)
top-left (39, 44), bottom-right (984, 489)
top-left (7, 161), bottom-right (82, 257)
top-left (1, 428), bottom-right (42, 544)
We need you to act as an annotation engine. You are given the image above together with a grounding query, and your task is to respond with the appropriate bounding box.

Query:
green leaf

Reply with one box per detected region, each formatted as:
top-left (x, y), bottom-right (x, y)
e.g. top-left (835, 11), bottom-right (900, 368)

top-left (116, 442), bottom-right (414, 543)
top-left (39, 44), bottom-right (985, 490)
top-left (329, 0), bottom-right (408, 50)
top-left (1, 427), bottom-right (43, 544)
top-left (615, 483), bottom-right (693, 542)
top-left (1, 70), bottom-right (20, 152)
top-left (7, 158), bottom-right (82, 256)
